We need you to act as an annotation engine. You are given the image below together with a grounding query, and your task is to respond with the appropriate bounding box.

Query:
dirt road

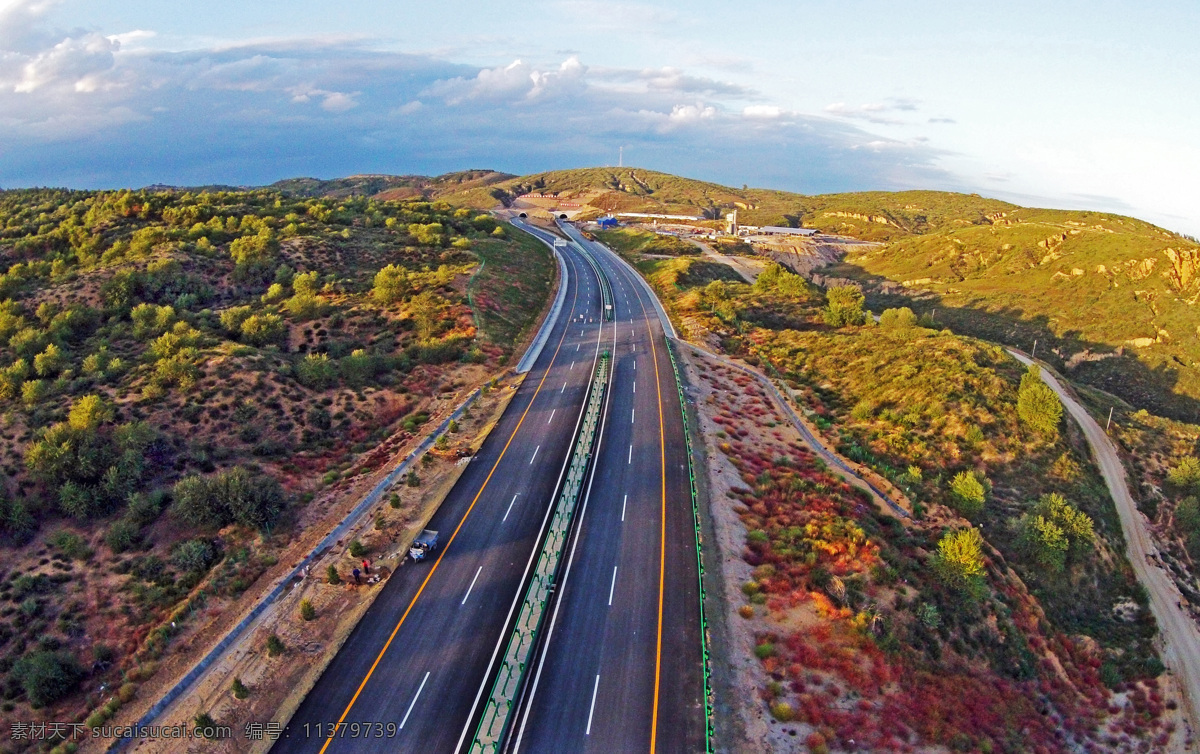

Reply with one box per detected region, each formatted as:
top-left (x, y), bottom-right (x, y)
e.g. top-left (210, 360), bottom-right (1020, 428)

top-left (1011, 349), bottom-right (1200, 728)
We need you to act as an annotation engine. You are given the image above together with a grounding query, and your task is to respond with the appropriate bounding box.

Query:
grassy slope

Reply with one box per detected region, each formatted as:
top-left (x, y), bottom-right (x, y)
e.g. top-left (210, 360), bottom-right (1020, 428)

top-left (828, 207), bottom-right (1200, 419)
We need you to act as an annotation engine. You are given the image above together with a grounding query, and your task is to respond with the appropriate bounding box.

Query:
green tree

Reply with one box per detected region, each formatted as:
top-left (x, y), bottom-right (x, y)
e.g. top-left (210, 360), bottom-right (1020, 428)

top-left (948, 471), bottom-right (987, 518)
top-left (292, 270), bottom-right (321, 297)
top-left (284, 293), bottom-right (326, 321)
top-left (372, 264), bottom-right (410, 305)
top-left (879, 307), bottom-right (918, 330)
top-left (219, 305), bottom-right (254, 335)
top-left (1025, 492), bottom-right (1094, 562)
top-left (326, 565), bottom-right (341, 585)
top-left (1167, 457), bottom-right (1200, 490)
top-left (753, 263), bottom-right (810, 298)
top-left (1017, 365), bottom-right (1063, 437)
top-left (240, 313), bottom-right (286, 347)
top-left (68, 394), bottom-right (114, 431)
top-left (11, 650), bottom-right (82, 708)
top-left (20, 378), bottom-right (48, 406)
top-left (932, 527), bottom-right (987, 595)
top-left (1018, 514), bottom-right (1069, 572)
top-left (33, 343), bottom-right (67, 377)
top-left (229, 228), bottom-right (278, 278)
top-left (410, 291), bottom-right (442, 341)
top-left (821, 286), bottom-right (867, 327)
top-left (299, 599), bottom-right (316, 621)
top-left (408, 222), bottom-right (445, 246)
top-left (295, 353), bottom-right (337, 389)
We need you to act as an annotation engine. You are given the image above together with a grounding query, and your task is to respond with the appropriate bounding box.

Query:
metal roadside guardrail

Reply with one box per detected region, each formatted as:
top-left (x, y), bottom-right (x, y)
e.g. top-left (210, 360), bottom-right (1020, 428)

top-left (469, 352), bottom-right (611, 754)
top-left (665, 340), bottom-right (715, 752)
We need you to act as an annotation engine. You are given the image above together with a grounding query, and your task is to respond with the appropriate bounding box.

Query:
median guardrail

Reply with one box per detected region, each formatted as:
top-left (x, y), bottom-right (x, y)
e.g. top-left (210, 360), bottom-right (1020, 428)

top-left (665, 340), bottom-right (715, 752)
top-left (469, 351), bottom-right (611, 754)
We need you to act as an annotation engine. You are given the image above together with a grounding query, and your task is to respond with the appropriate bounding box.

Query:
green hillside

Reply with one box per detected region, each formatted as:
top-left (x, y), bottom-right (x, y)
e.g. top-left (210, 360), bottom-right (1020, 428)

top-left (825, 207), bottom-right (1200, 419)
top-left (149, 166), bottom-right (1200, 417)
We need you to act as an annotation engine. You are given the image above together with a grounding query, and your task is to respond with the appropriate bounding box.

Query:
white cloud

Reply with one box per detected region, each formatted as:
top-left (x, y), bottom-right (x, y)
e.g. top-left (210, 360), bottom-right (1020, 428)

top-left (743, 104), bottom-right (782, 119)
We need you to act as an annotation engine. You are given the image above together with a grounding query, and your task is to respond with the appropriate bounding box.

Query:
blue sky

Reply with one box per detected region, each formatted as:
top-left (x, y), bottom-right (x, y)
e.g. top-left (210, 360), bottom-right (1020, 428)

top-left (2, 0), bottom-right (1198, 235)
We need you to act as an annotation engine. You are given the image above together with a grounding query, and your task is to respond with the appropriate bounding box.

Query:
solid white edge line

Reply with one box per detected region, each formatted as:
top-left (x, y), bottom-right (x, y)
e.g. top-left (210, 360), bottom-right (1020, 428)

top-left (399, 671), bottom-right (430, 730)
top-left (586, 674), bottom-right (600, 735)
top-left (454, 241), bottom-right (606, 754)
top-left (529, 445), bottom-right (540, 464)
top-left (503, 493), bottom-right (519, 522)
top-left (608, 566), bottom-right (618, 606)
top-left (512, 274), bottom-right (617, 753)
top-left (462, 566), bottom-right (483, 605)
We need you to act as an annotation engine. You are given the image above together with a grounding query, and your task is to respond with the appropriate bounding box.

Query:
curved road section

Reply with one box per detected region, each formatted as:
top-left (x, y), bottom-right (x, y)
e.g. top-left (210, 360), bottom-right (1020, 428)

top-left (1011, 350), bottom-right (1200, 724)
top-left (510, 222), bottom-right (705, 753)
top-left (272, 239), bottom-right (608, 753)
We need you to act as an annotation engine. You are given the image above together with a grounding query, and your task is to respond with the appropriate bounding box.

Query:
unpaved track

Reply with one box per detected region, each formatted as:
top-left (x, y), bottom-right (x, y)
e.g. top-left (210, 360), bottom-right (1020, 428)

top-left (1011, 349), bottom-right (1200, 727)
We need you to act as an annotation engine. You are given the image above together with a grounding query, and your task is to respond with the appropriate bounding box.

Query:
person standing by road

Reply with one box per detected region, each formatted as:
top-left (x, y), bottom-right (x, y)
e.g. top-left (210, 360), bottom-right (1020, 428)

top-left (362, 559), bottom-right (371, 575)
top-left (352, 567), bottom-right (361, 585)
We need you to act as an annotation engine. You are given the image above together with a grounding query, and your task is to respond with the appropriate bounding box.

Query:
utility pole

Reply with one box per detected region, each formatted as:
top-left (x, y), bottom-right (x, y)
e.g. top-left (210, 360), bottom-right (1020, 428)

top-left (1106, 406), bottom-right (1114, 432)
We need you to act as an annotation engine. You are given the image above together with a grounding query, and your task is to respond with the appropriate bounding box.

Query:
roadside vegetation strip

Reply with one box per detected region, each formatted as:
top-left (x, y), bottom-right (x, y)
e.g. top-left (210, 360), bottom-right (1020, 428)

top-left (112, 382), bottom-right (489, 751)
top-left (469, 352), bottom-right (611, 754)
top-left (511, 223), bottom-right (570, 374)
top-left (678, 340), bottom-right (910, 520)
top-left (664, 340), bottom-right (715, 752)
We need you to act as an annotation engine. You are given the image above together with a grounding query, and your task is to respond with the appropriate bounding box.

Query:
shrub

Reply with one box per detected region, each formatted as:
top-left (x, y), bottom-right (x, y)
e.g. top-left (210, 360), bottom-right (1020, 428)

top-left (11, 650), bottom-right (82, 708)
top-left (948, 471), bottom-right (987, 518)
top-left (266, 634), bottom-right (285, 656)
top-left (105, 518), bottom-right (141, 553)
top-left (1019, 493), bottom-right (1094, 569)
top-left (406, 471), bottom-right (420, 487)
top-left (1017, 365), bottom-right (1063, 437)
top-left (240, 313), bottom-right (286, 347)
top-left (171, 538), bottom-right (219, 573)
top-left (326, 565), bottom-right (341, 585)
top-left (770, 701), bottom-right (795, 722)
top-left (738, 605), bottom-right (755, 619)
top-left (299, 599), bottom-right (316, 621)
top-left (1168, 458), bottom-right (1200, 490)
top-left (296, 353), bottom-right (337, 389)
top-left (879, 306), bottom-right (919, 330)
top-left (47, 530), bottom-right (91, 561)
top-left (171, 467), bottom-right (285, 532)
top-left (754, 642), bottom-right (775, 659)
top-left (194, 712), bottom-right (220, 738)
top-left (932, 527), bottom-right (986, 595)
top-left (822, 286), bottom-right (867, 327)
top-left (373, 264), bottom-right (410, 305)
top-left (349, 540), bottom-right (367, 558)
top-left (232, 677), bottom-right (249, 699)
top-left (219, 305), bottom-right (253, 335)
top-left (389, 493), bottom-right (401, 509)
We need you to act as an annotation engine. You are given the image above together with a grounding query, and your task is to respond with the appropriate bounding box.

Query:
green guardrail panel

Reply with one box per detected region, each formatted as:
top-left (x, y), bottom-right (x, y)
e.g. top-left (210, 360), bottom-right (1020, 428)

top-left (469, 353), bottom-right (610, 754)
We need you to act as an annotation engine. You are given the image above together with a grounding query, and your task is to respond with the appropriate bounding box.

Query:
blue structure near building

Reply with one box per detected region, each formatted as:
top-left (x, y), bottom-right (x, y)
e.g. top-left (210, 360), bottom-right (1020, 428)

top-left (598, 216), bottom-right (618, 228)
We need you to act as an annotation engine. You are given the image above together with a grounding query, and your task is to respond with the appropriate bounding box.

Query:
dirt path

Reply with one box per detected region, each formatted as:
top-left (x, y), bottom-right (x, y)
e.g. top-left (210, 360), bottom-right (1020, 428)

top-left (685, 239), bottom-right (764, 284)
top-left (1011, 349), bottom-right (1200, 731)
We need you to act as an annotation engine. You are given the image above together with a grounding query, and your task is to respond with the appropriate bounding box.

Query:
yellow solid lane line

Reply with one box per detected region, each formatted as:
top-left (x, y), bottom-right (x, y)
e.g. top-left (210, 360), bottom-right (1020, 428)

top-left (317, 257), bottom-right (583, 754)
top-left (604, 247), bottom-right (669, 754)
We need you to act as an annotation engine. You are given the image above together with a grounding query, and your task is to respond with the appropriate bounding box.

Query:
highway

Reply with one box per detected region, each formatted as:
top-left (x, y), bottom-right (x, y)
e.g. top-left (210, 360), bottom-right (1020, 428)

top-left (511, 222), bottom-right (705, 754)
top-left (272, 230), bottom-right (608, 754)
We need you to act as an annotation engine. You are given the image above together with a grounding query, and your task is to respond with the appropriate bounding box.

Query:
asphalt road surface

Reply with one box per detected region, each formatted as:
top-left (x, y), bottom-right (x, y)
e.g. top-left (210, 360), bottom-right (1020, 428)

top-left (272, 234), bottom-right (608, 754)
top-left (512, 224), bottom-right (705, 754)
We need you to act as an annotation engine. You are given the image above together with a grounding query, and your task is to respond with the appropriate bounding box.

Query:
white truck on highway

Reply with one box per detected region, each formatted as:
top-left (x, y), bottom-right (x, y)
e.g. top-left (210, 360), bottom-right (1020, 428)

top-left (409, 529), bottom-right (438, 562)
